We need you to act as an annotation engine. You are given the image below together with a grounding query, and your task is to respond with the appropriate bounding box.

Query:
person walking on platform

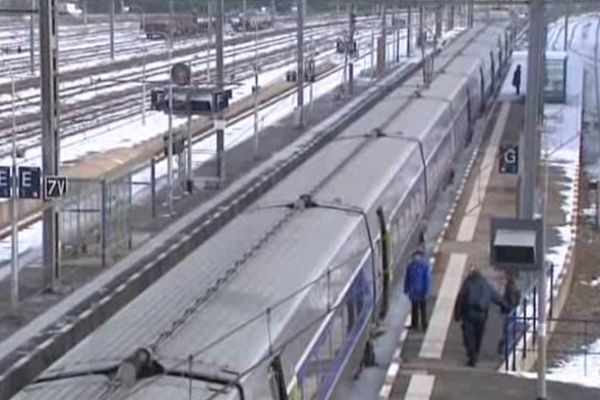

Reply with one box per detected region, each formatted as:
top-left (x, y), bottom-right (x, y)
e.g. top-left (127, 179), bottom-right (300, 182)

top-left (497, 275), bottom-right (521, 354)
top-left (512, 64), bottom-right (522, 96)
top-left (404, 250), bottom-right (431, 332)
top-left (454, 266), bottom-right (508, 367)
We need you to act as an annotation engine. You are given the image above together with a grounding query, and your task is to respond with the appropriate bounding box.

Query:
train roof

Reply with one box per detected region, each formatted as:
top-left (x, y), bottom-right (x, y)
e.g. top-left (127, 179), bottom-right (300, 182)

top-left (14, 376), bottom-right (235, 400)
top-left (11, 17), bottom-right (512, 400)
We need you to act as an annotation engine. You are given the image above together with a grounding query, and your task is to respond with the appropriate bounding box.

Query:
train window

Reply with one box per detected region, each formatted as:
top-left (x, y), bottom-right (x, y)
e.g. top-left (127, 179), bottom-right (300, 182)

top-left (346, 301), bottom-right (356, 334)
top-left (330, 309), bottom-right (347, 357)
top-left (268, 356), bottom-right (288, 400)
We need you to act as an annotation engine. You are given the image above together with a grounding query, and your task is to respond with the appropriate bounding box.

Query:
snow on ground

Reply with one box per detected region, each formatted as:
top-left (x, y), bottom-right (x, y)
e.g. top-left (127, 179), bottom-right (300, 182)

top-left (581, 277), bottom-right (600, 287)
top-left (501, 29), bottom-right (588, 386)
top-left (0, 31), bottom-right (403, 273)
top-left (0, 27), bottom-right (336, 119)
top-left (516, 338), bottom-right (600, 389)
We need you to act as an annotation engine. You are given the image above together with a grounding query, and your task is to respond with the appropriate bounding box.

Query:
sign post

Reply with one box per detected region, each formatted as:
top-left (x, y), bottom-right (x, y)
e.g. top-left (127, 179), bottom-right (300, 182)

top-left (18, 166), bottom-right (41, 199)
top-left (499, 145), bottom-right (519, 174)
top-left (1, 164), bottom-right (68, 309)
top-left (45, 176), bottom-right (68, 199)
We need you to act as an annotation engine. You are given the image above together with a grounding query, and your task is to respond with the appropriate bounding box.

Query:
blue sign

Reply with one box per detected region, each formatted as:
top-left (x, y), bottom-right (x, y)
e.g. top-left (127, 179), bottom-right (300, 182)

top-left (0, 167), bottom-right (10, 198)
top-left (499, 145), bottom-right (519, 174)
top-left (18, 166), bottom-right (41, 199)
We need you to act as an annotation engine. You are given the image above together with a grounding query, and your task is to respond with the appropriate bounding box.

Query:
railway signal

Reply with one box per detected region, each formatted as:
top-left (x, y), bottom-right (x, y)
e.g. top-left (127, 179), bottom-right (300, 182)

top-left (171, 63), bottom-right (191, 86)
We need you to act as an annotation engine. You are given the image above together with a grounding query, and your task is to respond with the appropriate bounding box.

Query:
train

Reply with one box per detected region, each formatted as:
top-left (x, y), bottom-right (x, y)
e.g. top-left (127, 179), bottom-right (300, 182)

top-left (143, 14), bottom-right (213, 39)
top-left (10, 12), bottom-right (513, 400)
top-left (229, 10), bottom-right (273, 32)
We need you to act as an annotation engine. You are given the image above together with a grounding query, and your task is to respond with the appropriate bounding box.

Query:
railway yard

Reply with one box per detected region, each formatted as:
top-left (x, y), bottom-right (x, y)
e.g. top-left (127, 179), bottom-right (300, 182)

top-left (0, 2), bottom-right (599, 400)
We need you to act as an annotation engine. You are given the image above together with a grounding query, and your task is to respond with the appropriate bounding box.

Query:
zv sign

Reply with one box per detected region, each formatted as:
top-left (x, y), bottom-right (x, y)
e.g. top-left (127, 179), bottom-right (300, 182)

top-left (45, 176), bottom-right (68, 199)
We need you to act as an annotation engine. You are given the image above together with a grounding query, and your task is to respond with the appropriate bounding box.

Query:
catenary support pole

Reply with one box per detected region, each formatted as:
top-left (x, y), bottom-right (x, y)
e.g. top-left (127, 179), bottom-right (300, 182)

top-left (253, 22), bottom-right (260, 160)
top-left (10, 73), bottom-right (18, 310)
top-left (29, 0), bottom-right (35, 74)
top-left (40, 0), bottom-right (61, 290)
top-left (435, 0), bottom-right (442, 39)
top-left (381, 0), bottom-right (387, 75)
top-left (206, 1), bottom-right (211, 83)
top-left (110, 0), bottom-right (115, 60)
top-left (521, 1), bottom-right (547, 398)
top-left (418, 5), bottom-right (424, 49)
top-left (520, 0), bottom-right (544, 220)
top-left (296, 0), bottom-right (305, 127)
top-left (349, 3), bottom-right (356, 94)
top-left (564, 4), bottom-right (570, 51)
top-left (468, 0), bottom-right (474, 28)
top-left (407, 6), bottom-right (412, 57)
top-left (186, 96), bottom-right (193, 193)
top-left (141, 46), bottom-right (146, 125)
top-left (166, 1), bottom-right (175, 214)
top-left (216, 0), bottom-right (226, 182)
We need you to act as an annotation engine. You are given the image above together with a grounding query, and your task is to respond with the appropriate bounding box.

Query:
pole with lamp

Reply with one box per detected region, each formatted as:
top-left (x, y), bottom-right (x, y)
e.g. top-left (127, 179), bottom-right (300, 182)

top-left (130, 5), bottom-right (147, 126)
top-left (151, 31), bottom-right (174, 214)
top-left (253, 21), bottom-right (260, 160)
top-left (10, 69), bottom-right (19, 310)
top-left (2, 55), bottom-right (27, 310)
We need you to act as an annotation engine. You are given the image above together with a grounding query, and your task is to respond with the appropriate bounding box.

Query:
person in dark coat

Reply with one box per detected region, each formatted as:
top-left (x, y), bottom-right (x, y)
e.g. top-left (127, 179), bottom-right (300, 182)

top-left (404, 250), bottom-right (431, 331)
top-left (454, 266), bottom-right (508, 367)
top-left (512, 64), bottom-right (522, 96)
top-left (497, 275), bottom-right (521, 354)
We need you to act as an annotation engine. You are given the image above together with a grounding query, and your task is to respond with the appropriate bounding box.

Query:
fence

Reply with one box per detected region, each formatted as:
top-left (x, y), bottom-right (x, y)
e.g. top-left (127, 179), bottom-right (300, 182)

top-left (503, 274), bottom-right (600, 377)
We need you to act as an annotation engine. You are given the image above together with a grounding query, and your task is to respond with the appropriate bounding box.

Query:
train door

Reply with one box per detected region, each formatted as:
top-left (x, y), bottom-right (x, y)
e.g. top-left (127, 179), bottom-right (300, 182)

top-left (490, 52), bottom-right (496, 91)
top-left (479, 67), bottom-right (486, 113)
top-left (376, 208), bottom-right (391, 320)
top-left (268, 355), bottom-right (289, 400)
top-left (466, 87), bottom-right (473, 146)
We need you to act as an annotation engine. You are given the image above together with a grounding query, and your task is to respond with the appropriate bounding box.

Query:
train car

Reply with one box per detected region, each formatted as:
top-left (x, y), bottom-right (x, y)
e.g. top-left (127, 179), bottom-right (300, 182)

top-left (57, 2), bottom-right (83, 18)
top-left (144, 14), bottom-right (208, 39)
top-left (11, 13), bottom-right (512, 400)
top-left (230, 10), bottom-right (273, 32)
top-left (335, 36), bottom-right (358, 56)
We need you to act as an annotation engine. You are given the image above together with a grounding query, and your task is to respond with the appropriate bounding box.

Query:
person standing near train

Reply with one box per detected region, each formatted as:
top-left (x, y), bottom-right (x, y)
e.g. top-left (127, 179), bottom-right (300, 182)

top-left (404, 249), bottom-right (431, 332)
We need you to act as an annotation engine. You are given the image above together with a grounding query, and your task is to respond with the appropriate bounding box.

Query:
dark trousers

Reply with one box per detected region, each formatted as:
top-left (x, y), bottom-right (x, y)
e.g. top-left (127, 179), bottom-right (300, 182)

top-left (461, 312), bottom-right (487, 364)
top-left (411, 298), bottom-right (428, 330)
top-left (515, 84), bottom-right (521, 95)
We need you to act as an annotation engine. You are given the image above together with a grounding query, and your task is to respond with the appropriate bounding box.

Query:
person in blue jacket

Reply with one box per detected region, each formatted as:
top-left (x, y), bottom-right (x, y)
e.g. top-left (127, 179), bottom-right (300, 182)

top-left (404, 250), bottom-right (431, 331)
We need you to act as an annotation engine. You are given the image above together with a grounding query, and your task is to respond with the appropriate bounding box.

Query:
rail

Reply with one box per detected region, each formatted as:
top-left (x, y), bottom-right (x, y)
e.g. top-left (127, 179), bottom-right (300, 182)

top-left (503, 311), bottom-right (600, 377)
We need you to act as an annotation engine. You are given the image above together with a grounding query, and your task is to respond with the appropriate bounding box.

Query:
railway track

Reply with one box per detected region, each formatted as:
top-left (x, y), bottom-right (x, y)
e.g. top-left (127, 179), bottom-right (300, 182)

top-left (0, 26), bottom-right (356, 158)
top-left (0, 15), bottom-right (374, 90)
top-left (0, 27), bottom-right (380, 241)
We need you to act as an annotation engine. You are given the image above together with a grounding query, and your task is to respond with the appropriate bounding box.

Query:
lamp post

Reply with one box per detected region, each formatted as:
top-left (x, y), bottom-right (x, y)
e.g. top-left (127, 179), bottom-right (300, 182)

top-left (253, 22), bottom-right (260, 160)
top-left (151, 31), bottom-right (174, 214)
top-left (10, 70), bottom-right (19, 310)
top-left (110, 0), bottom-right (115, 60)
top-left (2, 55), bottom-right (27, 310)
top-left (130, 5), bottom-right (148, 126)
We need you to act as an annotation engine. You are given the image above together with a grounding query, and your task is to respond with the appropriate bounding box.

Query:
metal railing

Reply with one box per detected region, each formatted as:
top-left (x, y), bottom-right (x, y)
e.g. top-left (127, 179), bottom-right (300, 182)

top-left (502, 270), bottom-right (600, 376)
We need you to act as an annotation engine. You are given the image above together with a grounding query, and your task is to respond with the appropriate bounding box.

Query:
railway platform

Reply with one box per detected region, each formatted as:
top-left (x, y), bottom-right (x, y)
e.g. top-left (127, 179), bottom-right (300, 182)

top-left (379, 55), bottom-right (598, 399)
top-left (0, 52), bottom-right (434, 398)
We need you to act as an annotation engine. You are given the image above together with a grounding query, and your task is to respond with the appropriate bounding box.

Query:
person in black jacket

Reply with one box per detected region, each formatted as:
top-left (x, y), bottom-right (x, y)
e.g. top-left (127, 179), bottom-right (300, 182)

top-left (497, 275), bottom-right (521, 354)
top-left (454, 266), bottom-right (508, 367)
top-left (512, 64), bottom-right (522, 96)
